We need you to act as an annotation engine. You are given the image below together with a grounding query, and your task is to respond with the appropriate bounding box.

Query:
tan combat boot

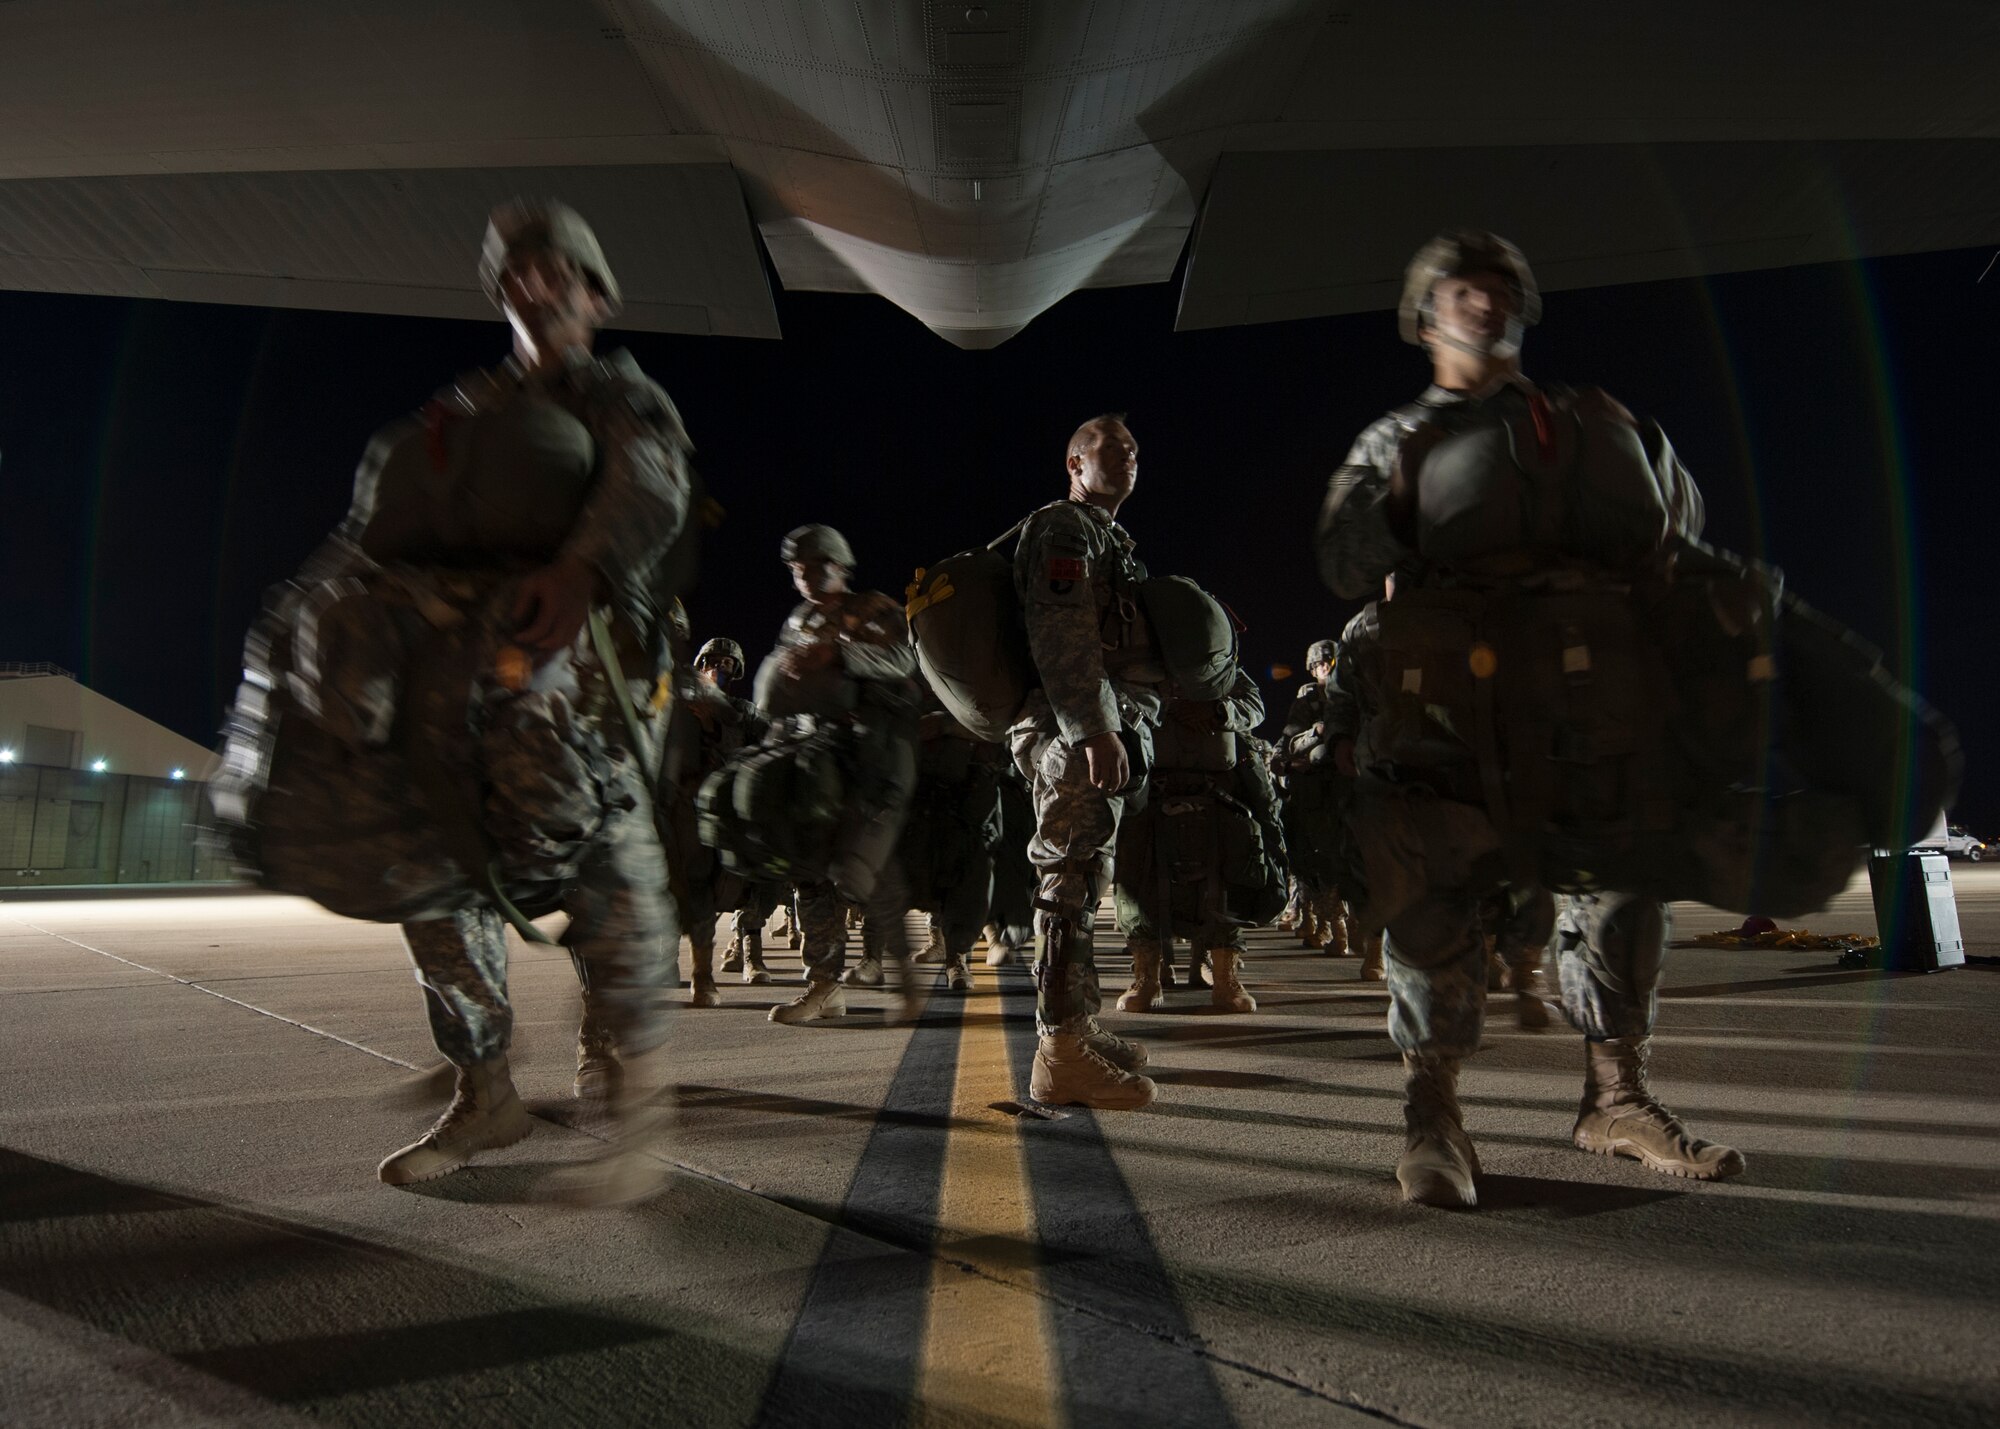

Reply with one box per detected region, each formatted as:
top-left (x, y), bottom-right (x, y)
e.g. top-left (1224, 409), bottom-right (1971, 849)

top-left (573, 1023), bottom-right (621, 1102)
top-left (1321, 904), bottom-right (1351, 957)
top-left (720, 934), bottom-right (745, 974)
top-left (689, 940), bottom-right (721, 1009)
top-left (769, 977), bottom-right (846, 1024)
top-left (740, 933), bottom-right (771, 985)
top-left (1030, 1032), bottom-right (1156, 1110)
top-left (1507, 947), bottom-right (1551, 1030)
top-left (914, 923), bottom-right (948, 965)
top-left (1573, 1037), bottom-right (1745, 1180)
top-left (551, 1045), bottom-right (676, 1207)
top-left (1115, 939), bottom-right (1163, 1013)
top-left (1396, 1053), bottom-right (1480, 1208)
top-left (1081, 1016), bottom-right (1149, 1072)
top-left (379, 1057), bottom-right (533, 1185)
top-left (982, 923), bottom-right (1013, 967)
top-left (1359, 932), bottom-right (1386, 982)
top-left (1298, 902), bottom-right (1325, 949)
top-left (1209, 946), bottom-right (1256, 1013)
top-left (943, 951), bottom-right (973, 993)
top-left (1186, 950), bottom-right (1211, 990)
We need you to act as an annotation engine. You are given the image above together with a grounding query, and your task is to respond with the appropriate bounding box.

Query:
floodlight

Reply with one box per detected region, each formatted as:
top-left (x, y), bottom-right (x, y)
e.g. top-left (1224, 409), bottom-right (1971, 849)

top-left (90, 758), bottom-right (108, 772)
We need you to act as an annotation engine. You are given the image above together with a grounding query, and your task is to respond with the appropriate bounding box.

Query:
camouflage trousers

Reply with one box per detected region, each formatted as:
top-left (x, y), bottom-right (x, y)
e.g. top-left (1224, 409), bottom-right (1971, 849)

top-left (1384, 887), bottom-right (1663, 1058)
top-left (1011, 703), bottom-right (1137, 1038)
top-left (404, 766), bottom-right (676, 1068)
top-left (799, 856), bottom-right (912, 981)
top-left (732, 884), bottom-right (781, 945)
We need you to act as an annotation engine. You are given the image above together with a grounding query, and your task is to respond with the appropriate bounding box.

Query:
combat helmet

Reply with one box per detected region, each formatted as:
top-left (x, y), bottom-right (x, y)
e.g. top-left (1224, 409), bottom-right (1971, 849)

top-left (695, 638), bottom-right (745, 677)
top-left (478, 198), bottom-right (622, 312)
top-left (1398, 229), bottom-right (1541, 346)
top-left (1306, 639), bottom-right (1338, 669)
top-left (781, 524), bottom-right (856, 569)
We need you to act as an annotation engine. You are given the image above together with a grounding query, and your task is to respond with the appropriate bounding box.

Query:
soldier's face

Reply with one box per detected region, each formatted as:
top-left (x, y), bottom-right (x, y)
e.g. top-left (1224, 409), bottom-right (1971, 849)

top-left (1425, 272), bottom-right (1521, 356)
top-left (499, 248), bottom-right (608, 351)
top-left (1067, 421), bottom-right (1138, 504)
top-left (790, 559), bottom-right (849, 604)
top-left (696, 660), bottom-right (732, 688)
top-left (1309, 659), bottom-right (1334, 684)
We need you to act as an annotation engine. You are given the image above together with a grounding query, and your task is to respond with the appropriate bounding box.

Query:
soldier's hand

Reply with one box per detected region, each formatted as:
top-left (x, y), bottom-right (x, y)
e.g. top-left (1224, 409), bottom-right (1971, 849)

top-left (514, 557), bottom-right (601, 655)
top-left (1080, 730), bottom-right (1129, 792)
top-left (1333, 738), bottom-right (1357, 778)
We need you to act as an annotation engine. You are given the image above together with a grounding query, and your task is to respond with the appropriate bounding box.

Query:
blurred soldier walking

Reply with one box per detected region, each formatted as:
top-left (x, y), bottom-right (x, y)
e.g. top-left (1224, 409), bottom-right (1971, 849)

top-left (1316, 230), bottom-right (1732, 1208)
top-left (215, 199), bottom-right (699, 1201)
top-left (1317, 229), bottom-right (1954, 1208)
top-left (645, 636), bottom-right (768, 1026)
top-left (1009, 416), bottom-right (1162, 1109)
top-left (752, 526), bottom-right (925, 1026)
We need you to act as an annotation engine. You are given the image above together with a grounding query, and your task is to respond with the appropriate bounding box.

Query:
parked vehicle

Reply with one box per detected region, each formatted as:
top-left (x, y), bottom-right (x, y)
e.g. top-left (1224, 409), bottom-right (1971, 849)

top-left (1915, 824), bottom-right (1987, 861)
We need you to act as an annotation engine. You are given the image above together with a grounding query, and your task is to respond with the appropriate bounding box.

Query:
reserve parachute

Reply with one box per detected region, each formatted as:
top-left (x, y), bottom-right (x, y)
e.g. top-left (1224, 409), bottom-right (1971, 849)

top-left (1136, 575), bottom-right (1238, 701)
top-left (1412, 385), bottom-right (1698, 570)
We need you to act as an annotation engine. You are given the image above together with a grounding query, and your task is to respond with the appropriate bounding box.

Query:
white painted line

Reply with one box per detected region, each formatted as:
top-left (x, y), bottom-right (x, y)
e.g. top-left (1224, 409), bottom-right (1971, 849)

top-left (2, 915), bottom-right (421, 1071)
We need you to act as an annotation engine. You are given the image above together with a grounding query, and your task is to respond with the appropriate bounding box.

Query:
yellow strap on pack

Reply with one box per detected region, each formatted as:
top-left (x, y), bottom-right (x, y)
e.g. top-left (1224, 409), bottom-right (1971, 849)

top-left (904, 567), bottom-right (957, 622)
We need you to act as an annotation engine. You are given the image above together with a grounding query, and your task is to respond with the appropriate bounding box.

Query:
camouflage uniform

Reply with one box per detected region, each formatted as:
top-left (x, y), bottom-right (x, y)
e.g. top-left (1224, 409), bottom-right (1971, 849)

top-left (655, 668), bottom-right (768, 970)
top-left (761, 590), bottom-right (922, 982)
top-left (1275, 662), bottom-right (1353, 950)
top-left (219, 346), bottom-right (696, 1069)
top-left (868, 699), bottom-right (1005, 968)
top-left (1008, 499), bottom-right (1163, 1038)
top-left (984, 766), bottom-right (1037, 957)
top-left (1317, 381), bottom-right (1704, 1060)
top-left (1112, 668), bottom-right (1275, 966)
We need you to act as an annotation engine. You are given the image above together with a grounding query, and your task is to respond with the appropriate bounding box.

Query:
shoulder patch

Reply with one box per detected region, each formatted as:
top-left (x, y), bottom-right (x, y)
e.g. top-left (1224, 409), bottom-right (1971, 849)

top-left (1047, 557), bottom-right (1085, 582)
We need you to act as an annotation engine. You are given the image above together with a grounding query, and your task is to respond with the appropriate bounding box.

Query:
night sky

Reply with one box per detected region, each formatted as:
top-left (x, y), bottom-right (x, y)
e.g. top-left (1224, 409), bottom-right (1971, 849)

top-left (2, 245), bottom-right (1994, 824)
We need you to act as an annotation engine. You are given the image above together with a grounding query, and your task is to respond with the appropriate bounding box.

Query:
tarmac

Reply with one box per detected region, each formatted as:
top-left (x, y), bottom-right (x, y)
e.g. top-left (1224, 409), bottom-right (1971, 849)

top-left (2, 868), bottom-right (1996, 1428)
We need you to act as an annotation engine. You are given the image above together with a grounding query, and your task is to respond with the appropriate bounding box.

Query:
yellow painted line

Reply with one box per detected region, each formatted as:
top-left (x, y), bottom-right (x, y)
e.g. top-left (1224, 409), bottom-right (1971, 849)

top-left (915, 974), bottom-right (1062, 1429)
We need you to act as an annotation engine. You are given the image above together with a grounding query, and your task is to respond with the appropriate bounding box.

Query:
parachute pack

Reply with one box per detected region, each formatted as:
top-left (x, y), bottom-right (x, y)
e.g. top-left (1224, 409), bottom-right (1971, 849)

top-left (906, 529), bottom-right (1036, 742)
top-left (1358, 548), bottom-right (1959, 918)
top-left (1413, 385), bottom-right (1701, 571)
top-left (696, 725), bottom-right (850, 884)
top-left (908, 519), bottom-right (1239, 737)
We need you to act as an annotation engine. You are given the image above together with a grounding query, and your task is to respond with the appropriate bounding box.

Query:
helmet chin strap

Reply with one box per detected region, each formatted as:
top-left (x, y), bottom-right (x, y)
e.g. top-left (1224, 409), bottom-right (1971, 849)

top-left (1431, 316), bottom-right (1525, 362)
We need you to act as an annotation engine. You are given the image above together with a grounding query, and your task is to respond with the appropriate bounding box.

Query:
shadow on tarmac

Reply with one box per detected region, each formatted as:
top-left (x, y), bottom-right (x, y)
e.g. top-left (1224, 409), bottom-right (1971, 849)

top-left (0, 1147), bottom-right (763, 1423)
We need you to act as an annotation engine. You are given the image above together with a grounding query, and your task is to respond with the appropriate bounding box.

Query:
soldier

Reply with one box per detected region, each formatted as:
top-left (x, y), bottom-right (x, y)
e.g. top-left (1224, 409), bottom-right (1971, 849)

top-left (1276, 639), bottom-right (1355, 958)
top-left (1314, 230), bottom-right (1738, 1207)
top-left (863, 693), bottom-right (1005, 994)
top-left (1113, 665), bottom-right (1282, 1014)
top-left (215, 199), bottom-right (696, 1200)
top-left (983, 767), bottom-right (1037, 967)
top-left (759, 525), bottom-right (925, 1025)
top-left (1009, 415), bottom-right (1161, 1109)
top-left (652, 637), bottom-right (770, 1018)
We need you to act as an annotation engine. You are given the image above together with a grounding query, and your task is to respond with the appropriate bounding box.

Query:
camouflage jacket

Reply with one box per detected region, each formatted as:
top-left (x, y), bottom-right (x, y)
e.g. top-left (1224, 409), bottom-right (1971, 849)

top-left (1013, 498), bottom-right (1161, 744)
